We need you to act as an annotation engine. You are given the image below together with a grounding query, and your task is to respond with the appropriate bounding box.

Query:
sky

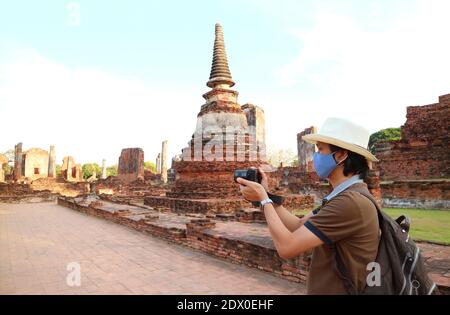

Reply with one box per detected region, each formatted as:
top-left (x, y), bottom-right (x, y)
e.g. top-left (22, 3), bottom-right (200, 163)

top-left (0, 0), bottom-right (449, 167)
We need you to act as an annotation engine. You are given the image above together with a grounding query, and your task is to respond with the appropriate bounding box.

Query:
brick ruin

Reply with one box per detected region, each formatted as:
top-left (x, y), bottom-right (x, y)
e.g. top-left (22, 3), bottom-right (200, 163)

top-left (21, 148), bottom-right (49, 180)
top-left (0, 143), bottom-right (88, 202)
top-left (11, 143), bottom-right (83, 184)
top-left (94, 146), bottom-right (169, 202)
top-left (144, 23), bottom-right (313, 215)
top-left (117, 148), bottom-right (144, 183)
top-left (0, 144), bottom-right (89, 201)
top-left (373, 93), bottom-right (450, 208)
top-left (61, 156), bottom-right (83, 182)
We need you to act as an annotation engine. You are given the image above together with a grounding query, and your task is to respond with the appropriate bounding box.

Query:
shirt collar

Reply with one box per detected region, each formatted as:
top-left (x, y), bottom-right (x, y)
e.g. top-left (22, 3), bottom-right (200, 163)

top-left (324, 175), bottom-right (364, 202)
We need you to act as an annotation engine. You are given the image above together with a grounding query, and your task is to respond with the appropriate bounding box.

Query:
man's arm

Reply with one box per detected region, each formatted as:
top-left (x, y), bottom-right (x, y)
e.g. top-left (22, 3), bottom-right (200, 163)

top-left (273, 204), bottom-right (314, 232)
top-left (264, 203), bottom-right (323, 259)
top-left (255, 167), bottom-right (314, 233)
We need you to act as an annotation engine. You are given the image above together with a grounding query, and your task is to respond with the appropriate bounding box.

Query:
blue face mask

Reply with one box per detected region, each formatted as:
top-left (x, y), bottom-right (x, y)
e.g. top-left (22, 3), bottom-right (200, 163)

top-left (313, 152), bottom-right (347, 180)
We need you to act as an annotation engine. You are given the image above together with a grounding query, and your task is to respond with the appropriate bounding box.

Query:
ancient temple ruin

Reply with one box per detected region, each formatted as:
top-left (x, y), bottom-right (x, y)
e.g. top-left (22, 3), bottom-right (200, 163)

top-left (21, 148), bottom-right (50, 180)
top-left (118, 148), bottom-right (144, 183)
top-left (144, 23), bottom-right (270, 214)
top-left (61, 156), bottom-right (83, 182)
top-left (373, 93), bottom-right (450, 208)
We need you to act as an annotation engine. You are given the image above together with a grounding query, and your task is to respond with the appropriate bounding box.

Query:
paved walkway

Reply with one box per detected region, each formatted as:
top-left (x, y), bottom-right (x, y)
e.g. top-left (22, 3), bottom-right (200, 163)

top-left (0, 202), bottom-right (305, 295)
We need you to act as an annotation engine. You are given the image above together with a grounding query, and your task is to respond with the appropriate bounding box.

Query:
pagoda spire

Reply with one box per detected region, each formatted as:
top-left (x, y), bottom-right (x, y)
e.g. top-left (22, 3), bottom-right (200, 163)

top-left (207, 23), bottom-right (235, 88)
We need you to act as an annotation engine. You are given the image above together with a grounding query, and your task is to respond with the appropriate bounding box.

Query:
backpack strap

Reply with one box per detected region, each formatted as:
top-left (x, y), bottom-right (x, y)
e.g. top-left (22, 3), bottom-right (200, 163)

top-left (331, 243), bottom-right (358, 295)
top-left (326, 184), bottom-right (382, 295)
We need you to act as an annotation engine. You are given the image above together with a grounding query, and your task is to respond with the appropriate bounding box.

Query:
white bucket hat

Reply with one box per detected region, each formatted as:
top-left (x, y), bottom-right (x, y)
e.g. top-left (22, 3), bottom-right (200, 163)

top-left (302, 117), bottom-right (379, 162)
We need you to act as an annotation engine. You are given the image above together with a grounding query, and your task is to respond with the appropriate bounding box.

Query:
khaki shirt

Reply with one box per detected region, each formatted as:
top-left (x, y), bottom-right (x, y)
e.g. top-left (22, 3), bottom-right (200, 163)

top-left (304, 182), bottom-right (380, 294)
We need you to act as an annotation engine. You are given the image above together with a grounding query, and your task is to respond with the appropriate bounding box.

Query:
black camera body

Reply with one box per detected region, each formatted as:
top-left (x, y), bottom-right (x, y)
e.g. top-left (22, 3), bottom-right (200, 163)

top-left (234, 168), bottom-right (285, 207)
top-left (233, 169), bottom-right (262, 184)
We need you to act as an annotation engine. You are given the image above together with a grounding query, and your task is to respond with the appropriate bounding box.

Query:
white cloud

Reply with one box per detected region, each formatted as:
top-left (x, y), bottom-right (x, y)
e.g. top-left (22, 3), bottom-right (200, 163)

top-left (1, 1), bottom-right (449, 167)
top-left (0, 49), bottom-right (200, 166)
top-left (275, 0), bottom-right (450, 136)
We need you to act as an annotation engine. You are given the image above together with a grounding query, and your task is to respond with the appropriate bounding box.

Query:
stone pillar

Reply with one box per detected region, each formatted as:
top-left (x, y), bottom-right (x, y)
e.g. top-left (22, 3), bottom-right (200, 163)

top-left (14, 142), bottom-right (23, 181)
top-left (101, 159), bottom-right (107, 179)
top-left (242, 104), bottom-right (267, 161)
top-left (161, 140), bottom-right (168, 184)
top-left (48, 145), bottom-right (56, 178)
top-left (156, 154), bottom-right (161, 174)
top-left (67, 157), bottom-right (72, 174)
top-left (297, 127), bottom-right (317, 172)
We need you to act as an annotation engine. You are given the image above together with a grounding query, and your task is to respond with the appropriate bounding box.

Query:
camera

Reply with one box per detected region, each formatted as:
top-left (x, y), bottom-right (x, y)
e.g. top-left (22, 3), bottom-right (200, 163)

top-left (233, 169), bottom-right (262, 184)
top-left (234, 168), bottom-right (285, 207)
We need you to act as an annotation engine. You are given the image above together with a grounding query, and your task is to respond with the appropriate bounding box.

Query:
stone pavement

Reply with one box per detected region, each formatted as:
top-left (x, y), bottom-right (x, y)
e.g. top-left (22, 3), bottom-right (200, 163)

top-left (418, 242), bottom-right (450, 293)
top-left (0, 202), bottom-right (305, 295)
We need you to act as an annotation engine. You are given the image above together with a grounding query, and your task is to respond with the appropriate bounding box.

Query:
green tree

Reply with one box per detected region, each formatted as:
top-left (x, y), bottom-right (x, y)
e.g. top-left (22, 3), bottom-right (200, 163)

top-left (106, 164), bottom-right (118, 177)
top-left (2, 163), bottom-right (12, 176)
top-left (144, 161), bottom-right (157, 173)
top-left (2, 149), bottom-right (14, 163)
top-left (82, 163), bottom-right (101, 180)
top-left (1, 149), bottom-right (14, 175)
top-left (55, 164), bottom-right (62, 177)
top-left (267, 147), bottom-right (297, 167)
top-left (368, 128), bottom-right (401, 153)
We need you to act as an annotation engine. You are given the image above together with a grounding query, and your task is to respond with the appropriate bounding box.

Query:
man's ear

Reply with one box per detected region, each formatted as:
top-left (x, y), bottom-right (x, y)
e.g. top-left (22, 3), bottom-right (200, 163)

top-left (335, 150), bottom-right (348, 163)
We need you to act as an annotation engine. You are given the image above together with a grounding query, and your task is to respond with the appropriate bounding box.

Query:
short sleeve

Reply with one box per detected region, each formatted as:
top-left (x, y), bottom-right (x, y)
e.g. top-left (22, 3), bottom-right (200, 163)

top-left (304, 192), bottom-right (363, 245)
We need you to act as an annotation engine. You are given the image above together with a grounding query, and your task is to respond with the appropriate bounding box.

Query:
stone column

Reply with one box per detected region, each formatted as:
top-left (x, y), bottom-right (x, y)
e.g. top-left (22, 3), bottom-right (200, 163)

top-left (161, 141), bottom-right (168, 184)
top-left (67, 157), bottom-right (72, 181)
top-left (101, 159), bottom-right (107, 179)
top-left (14, 142), bottom-right (23, 181)
top-left (48, 145), bottom-right (56, 178)
top-left (297, 127), bottom-right (317, 172)
top-left (242, 104), bottom-right (267, 161)
top-left (156, 154), bottom-right (161, 174)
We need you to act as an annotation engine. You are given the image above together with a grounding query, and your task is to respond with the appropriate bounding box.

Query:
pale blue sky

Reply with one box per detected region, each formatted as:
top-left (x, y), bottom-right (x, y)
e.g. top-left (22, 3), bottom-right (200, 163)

top-left (0, 0), bottom-right (449, 166)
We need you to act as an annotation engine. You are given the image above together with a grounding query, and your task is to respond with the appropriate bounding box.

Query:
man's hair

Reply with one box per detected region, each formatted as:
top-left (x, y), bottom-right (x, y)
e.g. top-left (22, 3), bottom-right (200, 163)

top-left (329, 144), bottom-right (369, 181)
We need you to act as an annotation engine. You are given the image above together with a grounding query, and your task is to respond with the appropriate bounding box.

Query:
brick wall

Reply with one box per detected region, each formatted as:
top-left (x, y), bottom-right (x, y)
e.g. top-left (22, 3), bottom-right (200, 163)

top-left (374, 93), bottom-right (450, 181)
top-left (118, 148), bottom-right (144, 183)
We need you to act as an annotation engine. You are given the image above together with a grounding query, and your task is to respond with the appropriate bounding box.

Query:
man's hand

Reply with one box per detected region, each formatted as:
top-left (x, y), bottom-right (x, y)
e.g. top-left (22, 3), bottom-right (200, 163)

top-left (236, 177), bottom-right (269, 202)
top-left (257, 167), bottom-right (269, 191)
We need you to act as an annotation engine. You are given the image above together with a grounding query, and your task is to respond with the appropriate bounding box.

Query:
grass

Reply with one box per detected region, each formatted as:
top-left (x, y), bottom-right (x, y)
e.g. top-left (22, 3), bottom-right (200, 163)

top-left (294, 208), bottom-right (450, 245)
top-left (382, 208), bottom-right (450, 245)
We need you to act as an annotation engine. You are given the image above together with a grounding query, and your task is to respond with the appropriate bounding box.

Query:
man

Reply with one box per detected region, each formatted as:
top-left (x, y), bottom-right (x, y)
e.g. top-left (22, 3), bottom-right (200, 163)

top-left (237, 117), bottom-right (380, 294)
